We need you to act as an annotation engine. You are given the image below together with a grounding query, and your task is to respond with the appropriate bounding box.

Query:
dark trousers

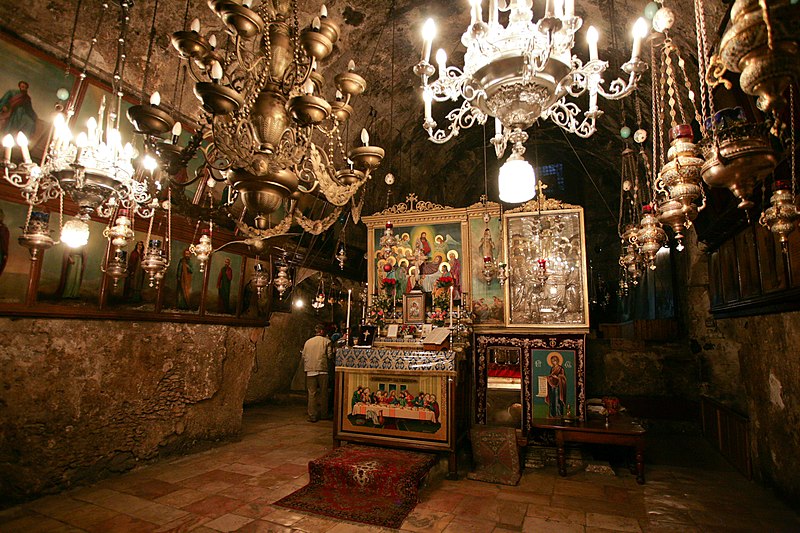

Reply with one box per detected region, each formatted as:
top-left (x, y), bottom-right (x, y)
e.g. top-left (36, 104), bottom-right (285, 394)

top-left (306, 373), bottom-right (329, 421)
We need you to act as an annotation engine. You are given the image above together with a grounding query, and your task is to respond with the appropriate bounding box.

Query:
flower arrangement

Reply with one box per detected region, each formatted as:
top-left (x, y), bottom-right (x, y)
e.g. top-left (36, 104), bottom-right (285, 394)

top-left (367, 307), bottom-right (387, 328)
top-left (436, 275), bottom-right (454, 288)
top-left (399, 324), bottom-right (417, 336)
top-left (382, 277), bottom-right (397, 287)
top-left (427, 309), bottom-right (446, 326)
top-left (432, 292), bottom-right (449, 311)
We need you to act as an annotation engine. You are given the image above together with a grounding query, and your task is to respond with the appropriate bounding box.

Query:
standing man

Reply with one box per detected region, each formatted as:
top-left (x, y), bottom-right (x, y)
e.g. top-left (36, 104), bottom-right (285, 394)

top-left (302, 324), bottom-right (331, 422)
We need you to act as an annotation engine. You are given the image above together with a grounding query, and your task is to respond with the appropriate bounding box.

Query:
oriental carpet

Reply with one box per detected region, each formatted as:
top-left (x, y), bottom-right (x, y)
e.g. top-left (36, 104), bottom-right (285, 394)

top-left (274, 444), bottom-right (436, 529)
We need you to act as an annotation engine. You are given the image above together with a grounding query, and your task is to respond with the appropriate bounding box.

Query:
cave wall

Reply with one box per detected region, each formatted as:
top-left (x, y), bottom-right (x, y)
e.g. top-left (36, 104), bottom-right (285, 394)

top-left (244, 310), bottom-right (318, 404)
top-left (684, 236), bottom-right (800, 506)
top-left (0, 317), bottom-right (258, 506)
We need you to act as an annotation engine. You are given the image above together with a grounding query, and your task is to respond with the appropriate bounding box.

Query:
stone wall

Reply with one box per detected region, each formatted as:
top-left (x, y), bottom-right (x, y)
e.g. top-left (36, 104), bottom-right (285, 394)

top-left (0, 317), bottom-right (258, 506)
top-left (685, 238), bottom-right (800, 506)
top-left (244, 311), bottom-right (319, 404)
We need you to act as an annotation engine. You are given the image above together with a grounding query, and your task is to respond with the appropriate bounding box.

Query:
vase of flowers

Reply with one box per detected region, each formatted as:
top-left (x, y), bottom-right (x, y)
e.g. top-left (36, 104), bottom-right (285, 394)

top-left (381, 277), bottom-right (397, 298)
top-left (399, 324), bottom-right (417, 338)
top-left (427, 309), bottom-right (446, 327)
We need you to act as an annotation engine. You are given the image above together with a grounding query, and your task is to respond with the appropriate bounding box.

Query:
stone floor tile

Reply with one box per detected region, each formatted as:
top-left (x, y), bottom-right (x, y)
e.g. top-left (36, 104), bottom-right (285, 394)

top-left (182, 494), bottom-right (247, 518)
top-left (526, 504), bottom-right (585, 525)
top-left (522, 516), bottom-right (585, 533)
top-left (290, 514), bottom-right (341, 532)
top-left (120, 478), bottom-right (181, 500)
top-left (0, 513), bottom-right (69, 532)
top-left (401, 507), bottom-right (455, 533)
top-left (126, 501), bottom-right (190, 525)
top-left (155, 512), bottom-right (210, 532)
top-left (86, 513), bottom-right (160, 533)
top-left (585, 512), bottom-right (642, 532)
top-left (60, 503), bottom-right (119, 528)
top-left (155, 487), bottom-right (208, 508)
top-left (441, 517), bottom-right (498, 533)
top-left (255, 506), bottom-right (304, 527)
top-left (234, 519), bottom-right (293, 532)
top-left (203, 513), bottom-right (255, 532)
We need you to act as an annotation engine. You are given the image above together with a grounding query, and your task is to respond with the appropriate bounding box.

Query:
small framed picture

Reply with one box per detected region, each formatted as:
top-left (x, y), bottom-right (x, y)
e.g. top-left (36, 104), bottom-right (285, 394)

top-left (403, 292), bottom-right (426, 323)
top-left (386, 324), bottom-right (399, 338)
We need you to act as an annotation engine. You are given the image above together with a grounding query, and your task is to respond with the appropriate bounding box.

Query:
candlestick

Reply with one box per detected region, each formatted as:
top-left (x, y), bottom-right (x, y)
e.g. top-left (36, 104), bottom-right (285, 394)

top-left (423, 89), bottom-right (432, 122)
top-left (346, 288), bottom-right (352, 334)
top-left (449, 285), bottom-right (454, 329)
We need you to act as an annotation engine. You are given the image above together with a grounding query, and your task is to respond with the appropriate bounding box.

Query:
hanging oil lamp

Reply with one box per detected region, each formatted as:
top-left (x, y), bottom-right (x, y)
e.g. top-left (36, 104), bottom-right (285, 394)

top-left (252, 262), bottom-right (270, 297)
top-left (18, 211), bottom-right (55, 259)
top-left (190, 228), bottom-right (213, 273)
top-left (103, 209), bottom-right (134, 253)
top-left (273, 265), bottom-right (292, 298)
top-left (637, 205), bottom-right (667, 269)
top-left (335, 242), bottom-right (347, 269)
top-left (103, 249), bottom-right (128, 288)
top-left (141, 238), bottom-right (168, 287)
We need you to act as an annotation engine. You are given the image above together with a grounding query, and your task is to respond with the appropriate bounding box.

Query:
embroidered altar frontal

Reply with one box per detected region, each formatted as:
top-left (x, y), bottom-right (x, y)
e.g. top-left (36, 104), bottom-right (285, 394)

top-left (336, 347), bottom-right (457, 374)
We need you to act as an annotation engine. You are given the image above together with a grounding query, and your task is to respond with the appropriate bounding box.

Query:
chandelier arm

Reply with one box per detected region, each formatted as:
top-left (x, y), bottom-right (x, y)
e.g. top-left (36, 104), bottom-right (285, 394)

top-left (3, 164), bottom-right (42, 192)
top-left (594, 72), bottom-right (640, 101)
top-left (234, 212), bottom-right (293, 238)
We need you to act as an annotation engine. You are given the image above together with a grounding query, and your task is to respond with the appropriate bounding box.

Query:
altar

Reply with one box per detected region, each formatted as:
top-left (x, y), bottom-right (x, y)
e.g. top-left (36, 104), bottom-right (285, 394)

top-left (333, 346), bottom-right (465, 477)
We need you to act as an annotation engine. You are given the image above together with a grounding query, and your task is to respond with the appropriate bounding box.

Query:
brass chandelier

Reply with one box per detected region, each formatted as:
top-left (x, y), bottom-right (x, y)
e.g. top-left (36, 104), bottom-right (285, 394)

top-left (129, 0), bottom-right (383, 245)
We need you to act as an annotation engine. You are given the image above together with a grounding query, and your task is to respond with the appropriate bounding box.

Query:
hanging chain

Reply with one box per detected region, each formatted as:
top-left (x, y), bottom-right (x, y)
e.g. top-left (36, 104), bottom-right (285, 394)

top-left (651, 44), bottom-right (660, 201)
top-left (758, 0), bottom-right (774, 51)
top-left (789, 84), bottom-right (797, 198)
top-left (109, 1), bottom-right (132, 132)
top-left (67, 2), bottom-right (108, 118)
top-left (64, 0), bottom-right (84, 75)
top-left (140, 0), bottom-right (160, 103)
top-left (663, 41), bottom-right (687, 126)
top-left (166, 189), bottom-right (172, 264)
top-left (694, 0), bottom-right (711, 136)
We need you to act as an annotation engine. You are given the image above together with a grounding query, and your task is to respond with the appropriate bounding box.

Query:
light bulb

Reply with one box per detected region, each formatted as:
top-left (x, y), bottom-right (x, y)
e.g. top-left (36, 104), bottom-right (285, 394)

top-left (320, 4), bottom-right (328, 17)
top-left (61, 218), bottom-right (90, 248)
top-left (498, 154), bottom-right (536, 203)
top-left (587, 26), bottom-right (599, 61)
top-left (348, 59), bottom-right (355, 72)
top-left (75, 132), bottom-right (88, 148)
top-left (142, 154), bottom-right (158, 172)
top-left (172, 122), bottom-right (182, 138)
top-left (190, 18), bottom-right (200, 33)
top-left (361, 128), bottom-right (369, 146)
top-left (210, 62), bottom-right (223, 81)
top-left (149, 91), bottom-right (161, 106)
top-left (2, 134), bottom-right (14, 148)
top-left (633, 17), bottom-right (649, 39)
top-left (209, 34), bottom-right (217, 49)
top-left (294, 299), bottom-right (304, 309)
top-left (312, 16), bottom-right (321, 30)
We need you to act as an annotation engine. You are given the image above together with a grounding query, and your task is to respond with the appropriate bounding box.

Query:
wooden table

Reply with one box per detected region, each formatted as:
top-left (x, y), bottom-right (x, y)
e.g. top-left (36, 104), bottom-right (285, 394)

top-left (531, 417), bottom-right (647, 484)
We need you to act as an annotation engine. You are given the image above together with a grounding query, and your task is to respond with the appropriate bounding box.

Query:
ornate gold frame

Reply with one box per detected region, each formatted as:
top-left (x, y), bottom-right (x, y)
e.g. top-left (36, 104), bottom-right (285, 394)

top-left (502, 197), bottom-right (590, 330)
top-left (362, 194), bottom-right (470, 310)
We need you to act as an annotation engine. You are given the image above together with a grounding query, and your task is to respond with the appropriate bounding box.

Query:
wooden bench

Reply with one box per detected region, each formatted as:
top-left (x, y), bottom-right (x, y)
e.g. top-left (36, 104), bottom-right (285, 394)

top-left (530, 416), bottom-right (647, 484)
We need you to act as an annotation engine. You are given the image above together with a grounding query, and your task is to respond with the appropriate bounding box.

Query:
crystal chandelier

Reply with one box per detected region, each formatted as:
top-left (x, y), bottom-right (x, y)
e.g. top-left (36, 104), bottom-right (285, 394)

top-left (151, 1), bottom-right (383, 237)
top-left (1, 0), bottom-right (157, 251)
top-left (415, 0), bottom-right (648, 190)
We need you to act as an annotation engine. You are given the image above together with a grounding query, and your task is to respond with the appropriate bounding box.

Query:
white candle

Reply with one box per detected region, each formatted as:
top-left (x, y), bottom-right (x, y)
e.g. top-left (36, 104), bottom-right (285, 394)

top-left (435, 49), bottom-right (447, 81)
top-left (587, 26), bottom-right (599, 61)
top-left (589, 84), bottom-right (598, 111)
top-left (449, 285), bottom-right (453, 328)
top-left (554, 0), bottom-right (564, 18)
top-left (564, 0), bottom-right (574, 17)
top-left (545, 0), bottom-right (554, 17)
top-left (346, 289), bottom-right (352, 333)
top-left (361, 128), bottom-right (369, 146)
top-left (631, 18), bottom-right (648, 62)
top-left (149, 91), bottom-right (161, 106)
top-left (190, 18), bottom-right (200, 33)
top-left (2, 134), bottom-right (13, 163)
top-left (421, 19), bottom-right (435, 63)
top-left (16, 132), bottom-right (31, 164)
top-left (495, 116), bottom-right (503, 137)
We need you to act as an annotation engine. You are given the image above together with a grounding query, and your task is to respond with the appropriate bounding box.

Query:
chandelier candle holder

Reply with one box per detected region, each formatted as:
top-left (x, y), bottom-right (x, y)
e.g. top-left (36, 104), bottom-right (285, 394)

top-left (416, 1), bottom-right (647, 201)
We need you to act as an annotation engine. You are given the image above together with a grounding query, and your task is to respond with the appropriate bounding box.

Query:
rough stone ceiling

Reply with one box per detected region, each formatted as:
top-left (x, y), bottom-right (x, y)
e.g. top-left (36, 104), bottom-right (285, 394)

top-left (0, 0), bottom-right (726, 244)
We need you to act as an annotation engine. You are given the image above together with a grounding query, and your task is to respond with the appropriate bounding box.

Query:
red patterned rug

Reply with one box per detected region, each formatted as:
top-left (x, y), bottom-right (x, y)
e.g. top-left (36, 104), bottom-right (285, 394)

top-left (274, 444), bottom-right (436, 529)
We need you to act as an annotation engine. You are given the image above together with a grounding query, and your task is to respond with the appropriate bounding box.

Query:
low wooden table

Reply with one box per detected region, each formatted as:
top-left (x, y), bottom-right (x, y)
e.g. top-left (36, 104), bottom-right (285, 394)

top-left (531, 417), bottom-right (647, 484)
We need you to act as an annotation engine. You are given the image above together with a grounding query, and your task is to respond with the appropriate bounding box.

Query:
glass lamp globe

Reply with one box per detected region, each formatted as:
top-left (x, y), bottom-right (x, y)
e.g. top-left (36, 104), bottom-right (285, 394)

top-left (61, 218), bottom-right (90, 248)
top-left (498, 154), bottom-right (537, 203)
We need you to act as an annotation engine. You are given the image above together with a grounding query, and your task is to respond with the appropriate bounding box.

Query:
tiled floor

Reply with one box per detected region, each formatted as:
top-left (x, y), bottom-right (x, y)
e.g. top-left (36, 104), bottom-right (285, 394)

top-left (2, 403), bottom-right (799, 532)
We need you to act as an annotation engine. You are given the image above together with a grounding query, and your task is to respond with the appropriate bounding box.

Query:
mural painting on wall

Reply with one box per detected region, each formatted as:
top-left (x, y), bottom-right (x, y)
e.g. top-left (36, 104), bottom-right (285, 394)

top-left (530, 349), bottom-right (577, 419)
top-left (373, 222), bottom-right (463, 311)
top-left (339, 370), bottom-right (449, 445)
top-left (208, 251), bottom-right (242, 315)
top-left (469, 216), bottom-right (504, 324)
top-left (0, 36), bottom-right (76, 158)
